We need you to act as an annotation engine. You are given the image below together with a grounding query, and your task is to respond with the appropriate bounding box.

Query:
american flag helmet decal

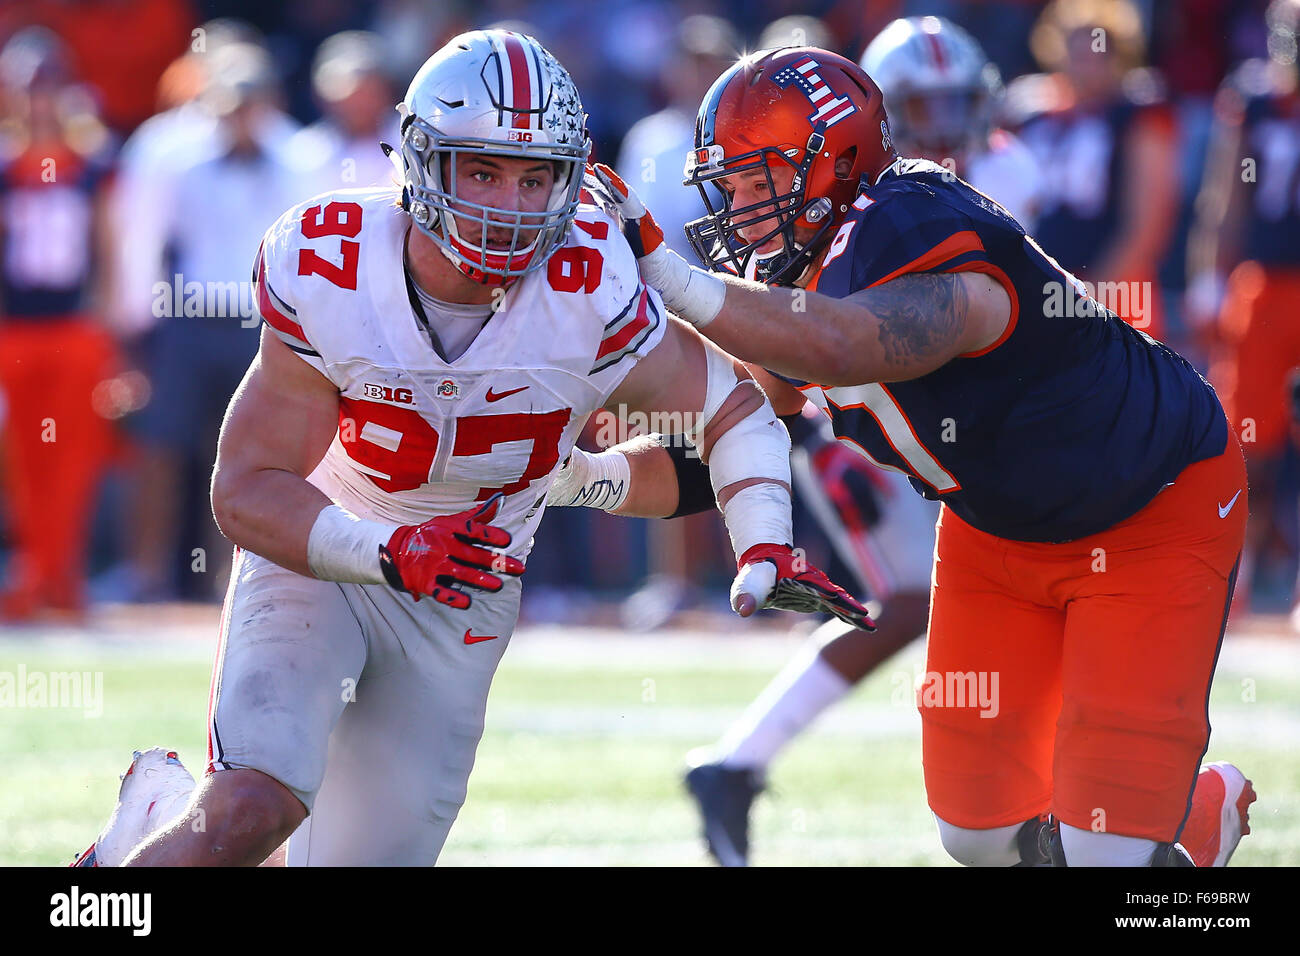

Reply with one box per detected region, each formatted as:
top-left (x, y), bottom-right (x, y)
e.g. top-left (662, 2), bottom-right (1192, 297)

top-left (770, 57), bottom-right (858, 129)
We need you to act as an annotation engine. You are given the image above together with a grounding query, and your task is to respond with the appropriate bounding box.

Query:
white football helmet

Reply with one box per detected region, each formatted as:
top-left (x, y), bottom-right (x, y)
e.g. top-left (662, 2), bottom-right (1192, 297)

top-left (860, 16), bottom-right (1001, 160)
top-left (391, 30), bottom-right (590, 285)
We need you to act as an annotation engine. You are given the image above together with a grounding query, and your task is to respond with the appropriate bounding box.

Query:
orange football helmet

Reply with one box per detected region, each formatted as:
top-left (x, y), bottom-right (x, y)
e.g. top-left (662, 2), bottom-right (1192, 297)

top-left (683, 47), bottom-right (896, 285)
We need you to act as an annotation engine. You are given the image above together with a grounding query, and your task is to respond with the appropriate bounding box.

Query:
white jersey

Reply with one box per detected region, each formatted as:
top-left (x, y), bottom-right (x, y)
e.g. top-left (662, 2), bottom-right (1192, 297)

top-left (966, 128), bottom-right (1044, 232)
top-left (253, 185), bottom-right (666, 557)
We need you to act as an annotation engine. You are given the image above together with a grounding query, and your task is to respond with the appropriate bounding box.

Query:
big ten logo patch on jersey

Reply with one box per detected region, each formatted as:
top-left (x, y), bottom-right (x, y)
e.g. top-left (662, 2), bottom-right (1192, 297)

top-left (363, 383), bottom-right (415, 404)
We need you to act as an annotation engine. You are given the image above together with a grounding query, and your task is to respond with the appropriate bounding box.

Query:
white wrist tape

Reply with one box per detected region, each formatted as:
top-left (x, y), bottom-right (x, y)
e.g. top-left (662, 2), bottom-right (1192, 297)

top-left (306, 504), bottom-right (399, 584)
top-left (722, 483), bottom-right (794, 559)
top-left (546, 447), bottom-right (631, 511)
top-left (641, 245), bottom-right (726, 328)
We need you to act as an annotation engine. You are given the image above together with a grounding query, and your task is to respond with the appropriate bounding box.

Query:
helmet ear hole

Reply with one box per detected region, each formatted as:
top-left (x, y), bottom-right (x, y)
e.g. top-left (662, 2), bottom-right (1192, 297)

top-left (834, 146), bottom-right (857, 179)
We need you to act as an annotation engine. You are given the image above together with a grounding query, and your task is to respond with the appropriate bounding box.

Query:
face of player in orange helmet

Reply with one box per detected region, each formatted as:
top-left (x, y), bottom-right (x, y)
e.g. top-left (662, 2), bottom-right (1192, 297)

top-left (683, 47), bottom-right (896, 285)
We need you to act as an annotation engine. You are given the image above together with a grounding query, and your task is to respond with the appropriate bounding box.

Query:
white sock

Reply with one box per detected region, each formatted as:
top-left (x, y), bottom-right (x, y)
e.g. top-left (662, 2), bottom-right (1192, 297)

top-left (1058, 824), bottom-right (1157, 866)
top-left (935, 816), bottom-right (1023, 866)
top-left (717, 646), bottom-right (852, 771)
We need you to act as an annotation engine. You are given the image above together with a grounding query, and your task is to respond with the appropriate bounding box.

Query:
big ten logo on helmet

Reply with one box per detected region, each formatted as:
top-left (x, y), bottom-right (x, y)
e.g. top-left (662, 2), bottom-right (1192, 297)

top-left (508, 130), bottom-right (534, 142)
top-left (363, 383), bottom-right (415, 404)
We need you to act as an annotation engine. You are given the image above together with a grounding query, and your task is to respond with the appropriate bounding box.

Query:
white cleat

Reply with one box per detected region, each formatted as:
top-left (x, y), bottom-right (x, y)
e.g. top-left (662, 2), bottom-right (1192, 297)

top-left (70, 748), bottom-right (196, 867)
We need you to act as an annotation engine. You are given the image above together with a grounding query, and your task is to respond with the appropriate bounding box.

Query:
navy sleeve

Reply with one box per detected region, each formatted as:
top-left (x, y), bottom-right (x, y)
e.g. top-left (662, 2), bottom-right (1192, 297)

top-left (814, 187), bottom-right (992, 300)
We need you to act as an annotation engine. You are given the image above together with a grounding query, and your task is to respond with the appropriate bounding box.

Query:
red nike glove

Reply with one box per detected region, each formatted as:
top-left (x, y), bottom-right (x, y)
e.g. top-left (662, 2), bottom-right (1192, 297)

top-left (379, 494), bottom-right (524, 609)
top-left (731, 543), bottom-right (876, 631)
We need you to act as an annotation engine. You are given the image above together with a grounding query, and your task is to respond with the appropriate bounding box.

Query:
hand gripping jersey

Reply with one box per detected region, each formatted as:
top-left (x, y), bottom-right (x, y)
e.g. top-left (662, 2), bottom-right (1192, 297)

top-left (253, 185), bottom-right (665, 557)
top-left (795, 158), bottom-right (1227, 543)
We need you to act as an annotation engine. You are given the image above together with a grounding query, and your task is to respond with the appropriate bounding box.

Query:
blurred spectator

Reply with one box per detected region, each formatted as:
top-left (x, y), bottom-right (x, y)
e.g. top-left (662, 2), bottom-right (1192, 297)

top-left (288, 31), bottom-right (401, 196)
top-left (861, 15), bottom-right (1044, 230)
top-left (0, 28), bottom-right (119, 619)
top-left (109, 19), bottom-right (297, 336)
top-left (944, 0), bottom-right (1047, 81)
top-left (371, 0), bottom-right (470, 84)
top-left (0, 0), bottom-right (196, 134)
top-left (759, 14), bottom-right (833, 52)
top-left (1010, 0), bottom-right (1180, 341)
top-left (120, 40), bottom-right (302, 600)
top-left (616, 14), bottom-right (739, 259)
top-left (1187, 0), bottom-right (1300, 612)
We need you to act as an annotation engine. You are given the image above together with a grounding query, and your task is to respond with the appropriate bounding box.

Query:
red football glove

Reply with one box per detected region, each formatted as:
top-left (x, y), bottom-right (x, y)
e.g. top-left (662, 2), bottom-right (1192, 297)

top-left (588, 162), bottom-right (665, 258)
top-left (731, 543), bottom-right (876, 631)
top-left (379, 494), bottom-right (524, 609)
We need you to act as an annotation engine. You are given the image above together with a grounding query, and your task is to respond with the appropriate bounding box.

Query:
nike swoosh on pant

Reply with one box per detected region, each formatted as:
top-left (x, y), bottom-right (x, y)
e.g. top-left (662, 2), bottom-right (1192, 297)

top-left (1218, 489), bottom-right (1243, 519)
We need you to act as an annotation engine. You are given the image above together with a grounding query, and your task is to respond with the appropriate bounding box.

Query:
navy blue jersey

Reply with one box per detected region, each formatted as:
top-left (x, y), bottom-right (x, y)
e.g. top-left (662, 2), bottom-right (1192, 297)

top-left (1234, 63), bottom-right (1300, 267)
top-left (788, 158), bottom-right (1227, 543)
top-left (1017, 73), bottom-right (1173, 276)
top-left (0, 145), bottom-right (111, 319)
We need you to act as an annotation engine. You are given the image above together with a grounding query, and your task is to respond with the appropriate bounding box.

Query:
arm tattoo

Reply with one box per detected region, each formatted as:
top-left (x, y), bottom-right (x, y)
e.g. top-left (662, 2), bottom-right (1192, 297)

top-left (855, 273), bottom-right (969, 371)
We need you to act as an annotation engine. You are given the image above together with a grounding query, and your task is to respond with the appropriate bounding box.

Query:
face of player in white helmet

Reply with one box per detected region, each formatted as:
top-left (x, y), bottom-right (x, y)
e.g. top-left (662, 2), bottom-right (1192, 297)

top-left (440, 154), bottom-right (557, 252)
top-left (395, 30), bottom-right (591, 286)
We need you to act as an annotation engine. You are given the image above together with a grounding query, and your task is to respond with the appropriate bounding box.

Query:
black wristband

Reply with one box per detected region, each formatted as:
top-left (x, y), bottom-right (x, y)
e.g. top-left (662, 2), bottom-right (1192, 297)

top-left (378, 544), bottom-right (407, 592)
top-left (664, 438), bottom-right (717, 517)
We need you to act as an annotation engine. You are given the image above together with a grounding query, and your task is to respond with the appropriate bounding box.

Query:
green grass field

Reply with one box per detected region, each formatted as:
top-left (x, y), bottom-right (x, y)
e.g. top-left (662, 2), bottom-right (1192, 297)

top-left (2, 611), bottom-right (1297, 866)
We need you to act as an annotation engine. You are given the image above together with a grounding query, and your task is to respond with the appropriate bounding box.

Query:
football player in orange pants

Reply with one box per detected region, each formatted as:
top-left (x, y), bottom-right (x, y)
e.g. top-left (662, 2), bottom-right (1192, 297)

top-left (1187, 0), bottom-right (1300, 615)
top-left (597, 42), bottom-right (1256, 865)
top-left (0, 29), bottom-right (119, 619)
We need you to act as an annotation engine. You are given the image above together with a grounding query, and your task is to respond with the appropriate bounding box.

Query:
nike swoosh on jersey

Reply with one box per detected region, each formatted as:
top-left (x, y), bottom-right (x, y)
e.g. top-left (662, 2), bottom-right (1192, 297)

top-left (486, 385), bottom-right (529, 402)
top-left (1218, 489), bottom-right (1243, 519)
top-left (464, 629), bottom-right (499, 644)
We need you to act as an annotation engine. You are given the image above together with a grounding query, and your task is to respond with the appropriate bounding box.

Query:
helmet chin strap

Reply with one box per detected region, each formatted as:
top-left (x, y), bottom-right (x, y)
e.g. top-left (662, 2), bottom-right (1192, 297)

top-left (744, 248), bottom-right (790, 283)
top-left (750, 200), bottom-right (836, 287)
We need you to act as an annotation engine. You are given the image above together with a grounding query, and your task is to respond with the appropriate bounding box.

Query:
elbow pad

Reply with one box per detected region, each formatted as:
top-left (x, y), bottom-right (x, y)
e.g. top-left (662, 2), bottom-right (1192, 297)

top-left (663, 438), bottom-right (716, 517)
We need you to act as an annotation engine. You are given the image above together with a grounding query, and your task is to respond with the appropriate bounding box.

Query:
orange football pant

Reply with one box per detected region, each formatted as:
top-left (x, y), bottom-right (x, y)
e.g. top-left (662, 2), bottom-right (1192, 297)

top-left (921, 429), bottom-right (1247, 843)
top-left (0, 317), bottom-right (118, 611)
top-left (1210, 262), bottom-right (1300, 459)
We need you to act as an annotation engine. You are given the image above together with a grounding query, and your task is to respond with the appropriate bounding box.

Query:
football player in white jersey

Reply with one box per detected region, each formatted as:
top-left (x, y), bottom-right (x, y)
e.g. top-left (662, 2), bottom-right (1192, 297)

top-left (681, 18), bottom-right (1044, 867)
top-left (71, 30), bottom-right (869, 868)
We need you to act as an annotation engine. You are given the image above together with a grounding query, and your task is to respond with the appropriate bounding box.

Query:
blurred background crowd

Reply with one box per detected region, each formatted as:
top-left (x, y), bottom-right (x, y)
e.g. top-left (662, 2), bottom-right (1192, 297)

top-left (0, 0), bottom-right (1298, 628)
